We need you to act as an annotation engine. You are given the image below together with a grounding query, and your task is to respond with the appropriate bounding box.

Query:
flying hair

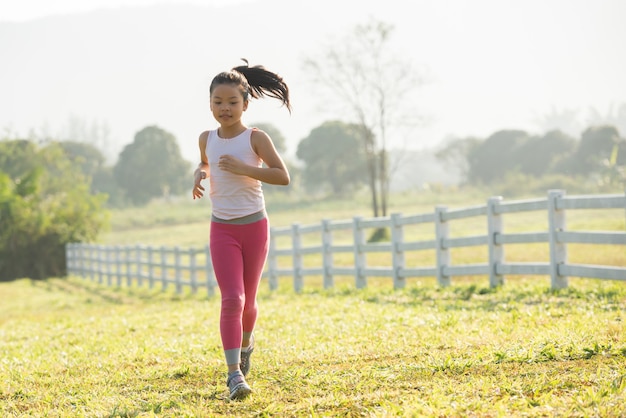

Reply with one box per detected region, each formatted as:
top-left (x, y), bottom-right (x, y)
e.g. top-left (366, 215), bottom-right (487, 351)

top-left (210, 58), bottom-right (292, 113)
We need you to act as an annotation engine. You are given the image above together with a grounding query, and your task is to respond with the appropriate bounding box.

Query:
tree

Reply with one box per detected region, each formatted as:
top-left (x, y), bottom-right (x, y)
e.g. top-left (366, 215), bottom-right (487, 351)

top-left (467, 130), bottom-right (530, 184)
top-left (516, 130), bottom-right (577, 177)
top-left (569, 125), bottom-right (621, 175)
top-left (57, 140), bottom-right (106, 179)
top-left (0, 139), bottom-right (40, 178)
top-left (114, 126), bottom-right (191, 205)
top-left (56, 140), bottom-right (125, 205)
top-left (304, 19), bottom-right (424, 217)
top-left (0, 140), bottom-right (108, 280)
top-left (296, 121), bottom-right (368, 195)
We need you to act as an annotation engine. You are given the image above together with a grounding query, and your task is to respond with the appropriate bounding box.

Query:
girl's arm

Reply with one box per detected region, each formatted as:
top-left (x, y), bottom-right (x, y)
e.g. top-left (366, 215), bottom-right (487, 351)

top-left (192, 131), bottom-right (210, 199)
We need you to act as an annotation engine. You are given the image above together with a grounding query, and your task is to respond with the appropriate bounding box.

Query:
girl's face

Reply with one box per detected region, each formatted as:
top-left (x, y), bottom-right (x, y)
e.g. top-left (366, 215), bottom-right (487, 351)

top-left (210, 83), bottom-right (248, 128)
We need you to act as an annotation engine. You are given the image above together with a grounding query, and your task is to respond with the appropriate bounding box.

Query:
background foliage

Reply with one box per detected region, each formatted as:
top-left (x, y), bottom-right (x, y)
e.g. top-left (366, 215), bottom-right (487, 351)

top-left (0, 140), bottom-right (108, 280)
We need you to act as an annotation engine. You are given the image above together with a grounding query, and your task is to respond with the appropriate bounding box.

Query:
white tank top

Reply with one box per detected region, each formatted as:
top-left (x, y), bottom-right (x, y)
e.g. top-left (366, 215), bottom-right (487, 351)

top-left (205, 128), bottom-right (265, 220)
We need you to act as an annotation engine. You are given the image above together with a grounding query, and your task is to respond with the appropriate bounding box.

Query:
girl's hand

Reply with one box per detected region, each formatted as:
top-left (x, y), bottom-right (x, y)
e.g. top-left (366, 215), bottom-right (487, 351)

top-left (192, 170), bottom-right (206, 199)
top-left (218, 154), bottom-right (247, 175)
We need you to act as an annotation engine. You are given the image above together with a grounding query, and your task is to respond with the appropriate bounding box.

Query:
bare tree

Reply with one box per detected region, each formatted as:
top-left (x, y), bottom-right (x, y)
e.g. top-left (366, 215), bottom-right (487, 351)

top-left (304, 19), bottom-right (424, 218)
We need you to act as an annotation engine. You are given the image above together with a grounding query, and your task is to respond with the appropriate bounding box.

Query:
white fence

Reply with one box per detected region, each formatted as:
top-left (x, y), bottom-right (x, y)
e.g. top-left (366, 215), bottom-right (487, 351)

top-left (66, 189), bottom-right (626, 295)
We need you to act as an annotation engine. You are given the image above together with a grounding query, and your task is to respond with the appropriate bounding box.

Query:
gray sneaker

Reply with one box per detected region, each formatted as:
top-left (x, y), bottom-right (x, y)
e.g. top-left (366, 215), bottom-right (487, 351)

top-left (226, 371), bottom-right (251, 400)
top-left (240, 335), bottom-right (255, 377)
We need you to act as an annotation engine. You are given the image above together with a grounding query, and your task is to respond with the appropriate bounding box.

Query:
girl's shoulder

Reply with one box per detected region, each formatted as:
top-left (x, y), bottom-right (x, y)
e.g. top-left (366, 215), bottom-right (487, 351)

top-left (199, 130), bottom-right (210, 146)
top-left (250, 127), bottom-right (271, 145)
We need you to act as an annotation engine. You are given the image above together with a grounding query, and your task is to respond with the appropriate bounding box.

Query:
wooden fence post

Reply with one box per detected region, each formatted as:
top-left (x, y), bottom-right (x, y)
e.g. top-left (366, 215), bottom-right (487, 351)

top-left (106, 246), bottom-right (113, 286)
top-left (353, 216), bottom-right (367, 289)
top-left (174, 246), bottom-right (182, 294)
top-left (89, 245), bottom-right (96, 282)
top-left (548, 189), bottom-right (568, 289)
top-left (97, 245), bottom-right (104, 284)
top-left (322, 219), bottom-right (334, 289)
top-left (147, 246), bottom-right (154, 289)
top-left (190, 248), bottom-right (197, 293)
top-left (292, 224), bottom-right (303, 292)
top-left (391, 213), bottom-right (405, 289)
top-left (66, 243), bottom-right (74, 277)
top-left (488, 196), bottom-right (504, 287)
top-left (65, 243), bottom-right (72, 277)
top-left (160, 246), bottom-right (168, 291)
top-left (135, 244), bottom-right (143, 286)
top-left (114, 245), bottom-right (121, 286)
top-left (435, 206), bottom-right (451, 287)
top-left (125, 246), bottom-right (132, 287)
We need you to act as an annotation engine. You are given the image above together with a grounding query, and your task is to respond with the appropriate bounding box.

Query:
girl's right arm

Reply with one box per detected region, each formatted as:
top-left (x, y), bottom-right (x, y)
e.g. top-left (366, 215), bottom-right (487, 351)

top-left (192, 131), bottom-right (209, 199)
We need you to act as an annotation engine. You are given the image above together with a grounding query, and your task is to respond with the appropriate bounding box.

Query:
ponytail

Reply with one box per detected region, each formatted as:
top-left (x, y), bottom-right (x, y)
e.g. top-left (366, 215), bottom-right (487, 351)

top-left (210, 58), bottom-right (291, 113)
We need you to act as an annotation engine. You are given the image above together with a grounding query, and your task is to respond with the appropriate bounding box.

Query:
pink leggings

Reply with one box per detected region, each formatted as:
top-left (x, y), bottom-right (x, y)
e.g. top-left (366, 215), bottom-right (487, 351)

top-left (210, 218), bottom-right (269, 352)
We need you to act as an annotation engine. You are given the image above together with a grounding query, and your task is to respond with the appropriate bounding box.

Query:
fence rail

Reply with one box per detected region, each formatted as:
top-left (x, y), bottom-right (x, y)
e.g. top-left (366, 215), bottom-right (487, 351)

top-left (66, 189), bottom-right (626, 295)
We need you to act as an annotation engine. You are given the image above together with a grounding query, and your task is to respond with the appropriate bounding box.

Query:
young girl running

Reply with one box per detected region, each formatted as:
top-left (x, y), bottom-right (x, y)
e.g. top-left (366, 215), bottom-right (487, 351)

top-left (192, 59), bottom-right (291, 400)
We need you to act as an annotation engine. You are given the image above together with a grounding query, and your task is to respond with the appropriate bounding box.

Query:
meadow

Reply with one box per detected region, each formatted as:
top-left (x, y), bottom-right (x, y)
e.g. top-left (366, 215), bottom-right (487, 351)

top-left (1, 189), bottom-right (625, 417)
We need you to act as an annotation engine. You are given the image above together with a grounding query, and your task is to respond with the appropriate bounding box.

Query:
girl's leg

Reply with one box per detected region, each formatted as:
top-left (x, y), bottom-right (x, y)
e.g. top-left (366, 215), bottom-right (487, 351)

top-left (240, 218), bottom-right (269, 347)
top-left (210, 222), bottom-right (245, 370)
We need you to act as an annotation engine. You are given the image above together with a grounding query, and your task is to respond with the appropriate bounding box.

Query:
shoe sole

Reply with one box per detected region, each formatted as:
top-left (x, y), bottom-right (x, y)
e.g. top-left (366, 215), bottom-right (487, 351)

top-left (229, 383), bottom-right (252, 400)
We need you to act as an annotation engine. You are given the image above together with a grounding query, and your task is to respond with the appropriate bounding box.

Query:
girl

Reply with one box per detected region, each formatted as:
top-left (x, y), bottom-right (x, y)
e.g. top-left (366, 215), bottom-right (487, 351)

top-left (192, 59), bottom-right (291, 400)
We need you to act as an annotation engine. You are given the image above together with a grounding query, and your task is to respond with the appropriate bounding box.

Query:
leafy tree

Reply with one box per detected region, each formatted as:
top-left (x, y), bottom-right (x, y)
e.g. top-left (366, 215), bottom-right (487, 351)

top-left (569, 125), bottom-right (621, 175)
top-left (0, 140), bottom-right (108, 280)
top-left (467, 130), bottom-right (530, 184)
top-left (517, 130), bottom-right (577, 177)
top-left (0, 139), bottom-right (40, 178)
top-left (57, 140), bottom-right (106, 179)
top-left (56, 140), bottom-right (126, 205)
top-left (114, 125), bottom-right (191, 205)
top-left (296, 121), bottom-right (368, 195)
top-left (304, 19), bottom-right (424, 217)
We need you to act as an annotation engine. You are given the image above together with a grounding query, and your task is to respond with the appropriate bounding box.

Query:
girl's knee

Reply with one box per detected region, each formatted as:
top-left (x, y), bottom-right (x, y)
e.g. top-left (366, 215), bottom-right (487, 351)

top-left (243, 299), bottom-right (258, 313)
top-left (221, 295), bottom-right (245, 316)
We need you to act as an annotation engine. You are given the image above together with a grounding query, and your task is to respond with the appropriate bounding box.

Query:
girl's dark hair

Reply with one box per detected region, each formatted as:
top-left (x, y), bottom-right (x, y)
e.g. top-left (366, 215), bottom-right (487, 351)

top-left (209, 58), bottom-right (291, 113)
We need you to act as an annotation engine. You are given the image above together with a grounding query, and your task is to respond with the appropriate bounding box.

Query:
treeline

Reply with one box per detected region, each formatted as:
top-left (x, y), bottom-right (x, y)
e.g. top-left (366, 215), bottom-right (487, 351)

top-left (435, 125), bottom-right (626, 193)
top-left (294, 122), bottom-right (626, 197)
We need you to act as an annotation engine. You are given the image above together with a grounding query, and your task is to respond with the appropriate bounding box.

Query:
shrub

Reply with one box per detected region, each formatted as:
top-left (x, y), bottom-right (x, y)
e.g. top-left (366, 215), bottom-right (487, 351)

top-left (0, 141), bottom-right (108, 281)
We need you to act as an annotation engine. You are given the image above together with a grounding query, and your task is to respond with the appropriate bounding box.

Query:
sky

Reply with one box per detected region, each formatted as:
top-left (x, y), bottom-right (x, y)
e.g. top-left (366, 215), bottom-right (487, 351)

top-left (1, 0), bottom-right (625, 163)
top-left (0, 0), bottom-right (251, 20)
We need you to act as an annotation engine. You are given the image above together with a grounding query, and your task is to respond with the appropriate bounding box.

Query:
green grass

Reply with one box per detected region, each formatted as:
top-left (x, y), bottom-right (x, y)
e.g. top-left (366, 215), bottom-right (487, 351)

top-left (1, 276), bottom-right (625, 417)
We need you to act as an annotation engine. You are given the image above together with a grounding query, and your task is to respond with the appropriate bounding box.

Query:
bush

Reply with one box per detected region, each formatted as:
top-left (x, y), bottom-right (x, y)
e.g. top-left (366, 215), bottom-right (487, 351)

top-left (0, 141), bottom-right (109, 281)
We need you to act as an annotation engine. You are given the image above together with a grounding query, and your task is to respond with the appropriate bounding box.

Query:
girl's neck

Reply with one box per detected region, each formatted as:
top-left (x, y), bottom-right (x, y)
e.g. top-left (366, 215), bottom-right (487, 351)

top-left (218, 125), bottom-right (247, 139)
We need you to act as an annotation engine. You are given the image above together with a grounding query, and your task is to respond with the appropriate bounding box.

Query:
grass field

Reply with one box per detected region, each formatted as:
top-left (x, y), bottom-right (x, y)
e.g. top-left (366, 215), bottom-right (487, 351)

top-left (2, 190), bottom-right (625, 416)
top-left (1, 276), bottom-right (625, 417)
